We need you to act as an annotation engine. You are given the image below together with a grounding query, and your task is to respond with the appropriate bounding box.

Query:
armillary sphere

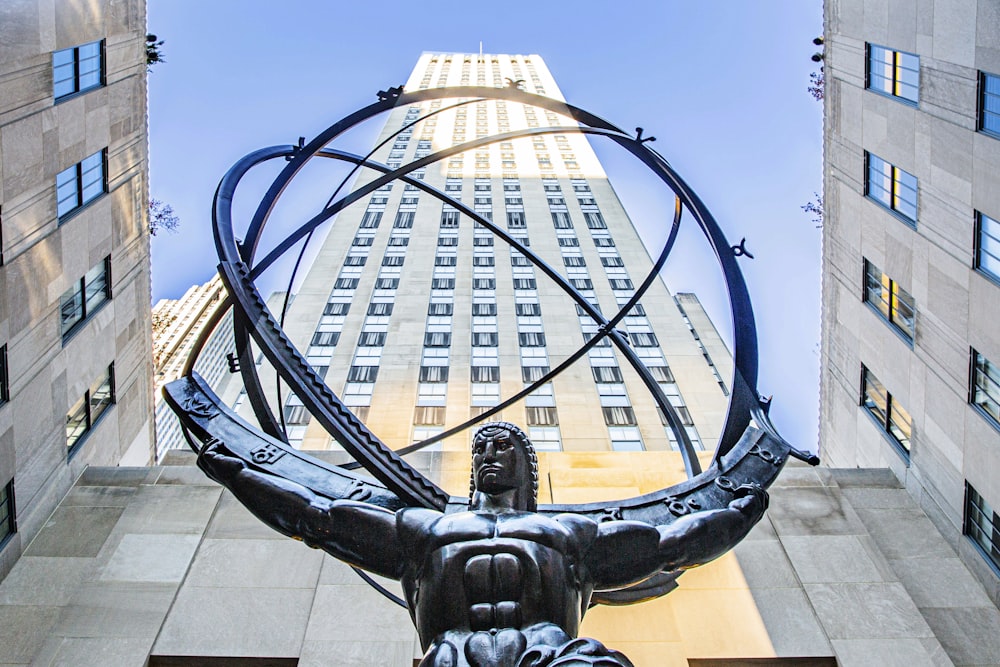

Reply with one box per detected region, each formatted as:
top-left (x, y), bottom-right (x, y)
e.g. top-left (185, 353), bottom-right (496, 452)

top-left (164, 83), bottom-right (819, 606)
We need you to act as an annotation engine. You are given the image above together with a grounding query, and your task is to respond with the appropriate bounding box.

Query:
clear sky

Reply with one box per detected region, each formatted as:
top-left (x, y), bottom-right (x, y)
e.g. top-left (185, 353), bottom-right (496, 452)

top-left (147, 1), bottom-right (824, 452)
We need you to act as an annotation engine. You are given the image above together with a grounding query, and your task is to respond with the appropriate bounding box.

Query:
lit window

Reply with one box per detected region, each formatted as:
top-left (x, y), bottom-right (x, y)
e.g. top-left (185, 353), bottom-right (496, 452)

top-left (972, 350), bottom-right (1000, 429)
top-left (60, 256), bottom-right (111, 338)
top-left (861, 365), bottom-right (912, 459)
top-left (866, 152), bottom-right (918, 224)
top-left (979, 72), bottom-right (1000, 138)
top-left (864, 259), bottom-right (916, 340)
top-left (0, 479), bottom-right (14, 549)
top-left (66, 364), bottom-right (115, 456)
top-left (53, 40), bottom-right (103, 101)
top-left (57, 150), bottom-right (106, 218)
top-left (866, 44), bottom-right (919, 104)
top-left (964, 482), bottom-right (1000, 573)
top-left (976, 212), bottom-right (1000, 283)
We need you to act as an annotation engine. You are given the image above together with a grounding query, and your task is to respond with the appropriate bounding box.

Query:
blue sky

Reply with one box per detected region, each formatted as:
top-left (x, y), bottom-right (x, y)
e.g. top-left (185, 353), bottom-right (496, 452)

top-left (147, 1), bottom-right (824, 451)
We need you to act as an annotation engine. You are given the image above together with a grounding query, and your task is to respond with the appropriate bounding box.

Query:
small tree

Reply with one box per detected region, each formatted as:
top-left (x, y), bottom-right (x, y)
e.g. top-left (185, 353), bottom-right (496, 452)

top-left (146, 34), bottom-right (165, 71)
top-left (149, 198), bottom-right (179, 236)
top-left (802, 193), bottom-right (824, 228)
top-left (808, 71), bottom-right (824, 102)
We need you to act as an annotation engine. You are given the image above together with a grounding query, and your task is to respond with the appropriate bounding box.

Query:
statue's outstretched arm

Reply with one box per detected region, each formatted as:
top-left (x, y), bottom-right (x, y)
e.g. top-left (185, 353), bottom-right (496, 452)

top-left (586, 484), bottom-right (768, 589)
top-left (198, 440), bottom-right (403, 579)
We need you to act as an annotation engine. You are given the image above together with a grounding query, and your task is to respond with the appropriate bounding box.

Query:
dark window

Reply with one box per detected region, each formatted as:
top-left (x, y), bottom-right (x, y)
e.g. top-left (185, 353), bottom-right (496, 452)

top-left (551, 212), bottom-right (573, 229)
top-left (376, 278), bottom-right (399, 289)
top-left (414, 406), bottom-right (446, 425)
top-left (432, 278), bottom-right (455, 290)
top-left (511, 255), bottom-right (530, 267)
top-left (436, 256), bottom-right (457, 266)
top-left (360, 211), bottom-right (382, 228)
top-left (631, 332), bottom-right (659, 347)
top-left (516, 303), bottom-right (540, 316)
top-left (570, 278), bottom-right (593, 290)
top-left (473, 278), bottom-right (495, 290)
top-left (419, 366), bottom-right (449, 382)
top-left (471, 366), bottom-right (500, 382)
top-left (334, 278), bottom-right (359, 290)
top-left (513, 279), bottom-right (537, 290)
top-left (982, 72), bottom-right (1000, 138)
top-left (609, 279), bottom-right (634, 290)
top-left (358, 332), bottom-right (386, 346)
top-left (507, 211), bottom-right (526, 229)
top-left (583, 332), bottom-right (612, 347)
top-left (0, 345), bottom-right (7, 404)
top-left (344, 255), bottom-right (366, 266)
top-left (602, 406), bottom-right (637, 426)
top-left (576, 303), bottom-right (601, 316)
top-left (324, 302), bottom-right (350, 316)
top-left (284, 405), bottom-right (309, 426)
top-left (57, 149), bottom-right (106, 219)
top-left (518, 332), bottom-right (546, 347)
top-left (60, 256), bottom-right (111, 338)
top-left (428, 302), bottom-right (454, 316)
top-left (424, 332), bottom-right (451, 347)
top-left (473, 236), bottom-right (494, 247)
top-left (382, 255), bottom-right (405, 267)
top-left (592, 366), bottom-right (624, 383)
top-left (866, 152), bottom-right (918, 224)
top-left (472, 332), bottom-right (498, 347)
top-left (472, 302), bottom-right (496, 316)
top-left (976, 212), bottom-right (1000, 283)
top-left (348, 366), bottom-right (379, 383)
top-left (388, 236), bottom-right (409, 247)
top-left (0, 479), bottom-right (14, 549)
top-left (558, 237), bottom-right (579, 247)
top-left (367, 302), bottom-right (393, 316)
top-left (526, 407), bottom-right (559, 426)
top-left (964, 482), bottom-right (1000, 573)
top-left (628, 303), bottom-right (646, 316)
top-left (861, 365), bottom-right (912, 458)
top-left (441, 211), bottom-right (460, 228)
top-left (438, 236), bottom-right (458, 247)
top-left (66, 364), bottom-right (114, 455)
top-left (522, 366), bottom-right (550, 383)
top-left (394, 212), bottom-right (415, 229)
top-left (648, 365), bottom-right (675, 383)
top-left (584, 212), bottom-right (607, 229)
top-left (863, 259), bottom-right (915, 340)
top-left (563, 256), bottom-right (586, 267)
top-left (601, 256), bottom-right (624, 267)
top-left (53, 40), bottom-right (103, 100)
top-left (473, 256), bottom-right (494, 267)
top-left (593, 237), bottom-right (616, 247)
top-left (311, 331), bottom-right (340, 346)
top-left (866, 43), bottom-right (919, 104)
top-left (972, 350), bottom-right (1000, 429)
top-left (352, 236), bottom-right (373, 247)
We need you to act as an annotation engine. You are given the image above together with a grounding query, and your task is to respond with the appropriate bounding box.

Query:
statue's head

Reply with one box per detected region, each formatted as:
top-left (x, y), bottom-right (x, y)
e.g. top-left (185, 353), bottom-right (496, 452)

top-left (469, 422), bottom-right (538, 512)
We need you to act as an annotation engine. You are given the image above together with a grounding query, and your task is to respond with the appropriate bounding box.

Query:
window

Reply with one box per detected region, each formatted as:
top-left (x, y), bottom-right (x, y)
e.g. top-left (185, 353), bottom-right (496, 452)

top-left (473, 236), bottom-right (494, 247)
top-left (388, 236), bottom-right (409, 247)
top-left (335, 278), bottom-right (359, 290)
top-left (53, 40), bottom-right (103, 100)
top-left (57, 150), bottom-right (106, 218)
top-left (359, 332), bottom-right (386, 346)
top-left (436, 256), bottom-right (457, 267)
top-left (558, 237), bottom-right (579, 248)
top-left (518, 332), bottom-right (546, 347)
top-left (424, 332), bottom-right (451, 347)
top-left (592, 366), bottom-right (624, 383)
top-left (472, 302), bottom-right (496, 316)
top-left (419, 366), bottom-right (449, 383)
top-left (347, 366), bottom-right (379, 383)
top-left (863, 260), bottom-right (915, 340)
top-left (438, 236), bottom-right (458, 247)
top-left (352, 236), bottom-right (373, 247)
top-left (602, 406), bottom-right (637, 426)
top-left (648, 365), bottom-right (675, 383)
top-left (471, 366), bottom-right (500, 383)
top-left (311, 331), bottom-right (340, 346)
top-left (861, 365), bottom-right (912, 458)
top-left (594, 237), bottom-right (615, 247)
top-left (976, 212), bottom-right (1000, 283)
top-left (507, 211), bottom-right (526, 229)
top-left (0, 345), bottom-right (7, 405)
top-left (0, 479), bottom-right (14, 549)
top-left (473, 256), bottom-right (494, 267)
top-left (414, 406), bottom-right (446, 425)
top-left (866, 152), bottom-right (918, 224)
top-left (513, 279), bottom-right (537, 290)
top-left (601, 256), bottom-right (624, 267)
top-left (344, 255), bottom-right (366, 266)
top-left (367, 302), bottom-right (393, 316)
top-left (360, 211), bottom-right (382, 228)
top-left (609, 279), bottom-right (634, 291)
top-left (526, 407), bottom-right (559, 426)
top-left (394, 212), bottom-right (415, 229)
top-left (382, 256), bottom-right (405, 267)
top-left (563, 256), bottom-right (586, 267)
top-left (473, 279), bottom-right (495, 290)
top-left (472, 333), bottom-right (498, 347)
top-left (981, 72), bottom-right (1000, 138)
top-left (60, 256), bottom-right (111, 338)
top-left (324, 302), bottom-right (350, 316)
top-left (516, 303), bottom-right (540, 316)
top-left (432, 278), bottom-right (455, 290)
top-left (584, 212), bottom-right (607, 229)
top-left (428, 302), bottom-right (454, 316)
top-left (551, 212), bottom-right (573, 229)
top-left (866, 44), bottom-right (919, 104)
top-left (375, 278), bottom-right (399, 289)
top-left (441, 211), bottom-right (460, 228)
top-left (66, 364), bottom-right (114, 455)
top-left (964, 482), bottom-right (1000, 573)
top-left (971, 350), bottom-right (1000, 429)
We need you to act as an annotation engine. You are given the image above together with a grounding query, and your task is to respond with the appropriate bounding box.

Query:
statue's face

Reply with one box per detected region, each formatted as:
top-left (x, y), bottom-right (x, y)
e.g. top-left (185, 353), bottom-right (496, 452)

top-left (472, 428), bottom-right (523, 496)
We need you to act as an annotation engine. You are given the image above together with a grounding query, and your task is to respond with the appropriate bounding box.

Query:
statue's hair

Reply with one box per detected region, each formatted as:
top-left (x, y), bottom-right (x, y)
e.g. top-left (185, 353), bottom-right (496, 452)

top-left (469, 421), bottom-right (538, 512)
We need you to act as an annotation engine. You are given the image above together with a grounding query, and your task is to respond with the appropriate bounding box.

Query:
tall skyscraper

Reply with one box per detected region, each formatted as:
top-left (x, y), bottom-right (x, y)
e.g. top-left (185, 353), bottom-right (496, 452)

top-left (0, 0), bottom-right (154, 580)
top-left (263, 53), bottom-right (731, 463)
top-left (821, 2), bottom-right (1000, 602)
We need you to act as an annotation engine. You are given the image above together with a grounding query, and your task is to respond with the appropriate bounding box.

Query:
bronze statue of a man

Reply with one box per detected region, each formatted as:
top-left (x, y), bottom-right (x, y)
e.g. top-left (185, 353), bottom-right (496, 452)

top-left (197, 421), bottom-right (768, 667)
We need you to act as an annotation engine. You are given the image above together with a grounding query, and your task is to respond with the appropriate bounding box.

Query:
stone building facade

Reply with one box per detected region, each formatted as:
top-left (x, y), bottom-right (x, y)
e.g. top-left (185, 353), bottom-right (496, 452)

top-left (0, 0), bottom-right (154, 581)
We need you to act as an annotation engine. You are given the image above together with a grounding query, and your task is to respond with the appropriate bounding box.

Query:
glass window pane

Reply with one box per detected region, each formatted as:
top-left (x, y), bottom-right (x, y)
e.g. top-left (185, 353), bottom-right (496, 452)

top-left (60, 284), bottom-right (84, 334)
top-left (84, 259), bottom-right (109, 313)
top-left (66, 395), bottom-right (88, 449)
top-left (89, 368), bottom-right (113, 424)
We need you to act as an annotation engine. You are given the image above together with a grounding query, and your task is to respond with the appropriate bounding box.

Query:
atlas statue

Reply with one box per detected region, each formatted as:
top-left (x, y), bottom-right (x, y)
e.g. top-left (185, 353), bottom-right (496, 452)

top-left (164, 82), bottom-right (818, 667)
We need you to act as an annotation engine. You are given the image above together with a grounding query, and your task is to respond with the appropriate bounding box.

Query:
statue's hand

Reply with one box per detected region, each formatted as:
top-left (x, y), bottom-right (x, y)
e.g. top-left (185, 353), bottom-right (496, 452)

top-left (196, 439), bottom-right (246, 484)
top-left (729, 483), bottom-right (769, 521)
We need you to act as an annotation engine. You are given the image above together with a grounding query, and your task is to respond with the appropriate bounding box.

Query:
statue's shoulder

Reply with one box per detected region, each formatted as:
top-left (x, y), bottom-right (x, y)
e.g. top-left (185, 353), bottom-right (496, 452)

top-left (550, 512), bottom-right (600, 547)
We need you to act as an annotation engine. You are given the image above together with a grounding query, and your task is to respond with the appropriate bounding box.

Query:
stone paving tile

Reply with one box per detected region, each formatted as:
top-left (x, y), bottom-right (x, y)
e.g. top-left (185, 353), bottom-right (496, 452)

top-left (805, 582), bottom-right (934, 640)
top-left (0, 605), bottom-right (61, 664)
top-left (98, 533), bottom-right (200, 583)
top-left (920, 606), bottom-right (1000, 666)
top-left (24, 506), bottom-right (124, 558)
top-left (0, 557), bottom-right (93, 606)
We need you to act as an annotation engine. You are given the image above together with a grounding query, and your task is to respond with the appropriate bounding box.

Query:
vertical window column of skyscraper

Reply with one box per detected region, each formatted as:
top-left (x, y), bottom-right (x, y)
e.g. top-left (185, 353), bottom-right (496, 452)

top-left (525, 60), bottom-right (546, 96)
top-left (674, 297), bottom-right (729, 396)
top-left (471, 179), bottom-right (500, 417)
top-left (414, 213), bottom-right (459, 445)
top-left (574, 179), bottom-right (704, 451)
